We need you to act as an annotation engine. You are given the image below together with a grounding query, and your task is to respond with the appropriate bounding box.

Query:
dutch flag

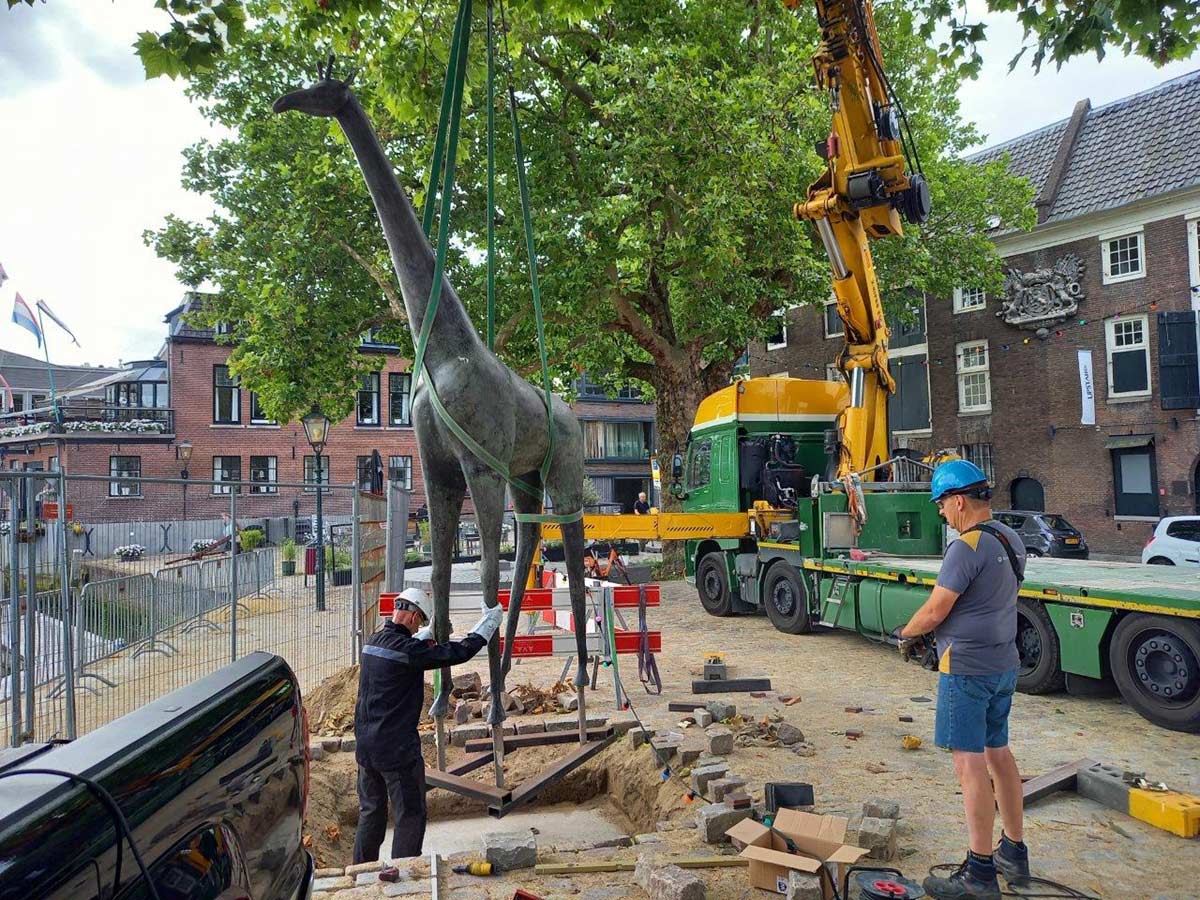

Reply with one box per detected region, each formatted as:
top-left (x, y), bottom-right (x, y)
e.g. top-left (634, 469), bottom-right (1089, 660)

top-left (12, 293), bottom-right (42, 347)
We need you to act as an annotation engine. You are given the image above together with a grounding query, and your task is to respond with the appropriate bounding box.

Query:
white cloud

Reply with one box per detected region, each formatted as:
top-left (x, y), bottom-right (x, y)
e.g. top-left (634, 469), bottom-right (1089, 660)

top-left (0, 2), bottom-right (1197, 371)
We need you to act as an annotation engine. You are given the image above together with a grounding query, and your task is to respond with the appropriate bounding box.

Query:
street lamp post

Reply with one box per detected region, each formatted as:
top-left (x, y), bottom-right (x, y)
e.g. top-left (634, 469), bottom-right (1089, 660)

top-left (302, 409), bottom-right (330, 612)
top-left (177, 439), bottom-right (193, 519)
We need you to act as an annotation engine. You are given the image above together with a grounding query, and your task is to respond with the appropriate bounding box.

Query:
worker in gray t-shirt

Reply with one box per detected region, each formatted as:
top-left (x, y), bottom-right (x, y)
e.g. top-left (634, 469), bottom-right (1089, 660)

top-left (898, 460), bottom-right (1030, 900)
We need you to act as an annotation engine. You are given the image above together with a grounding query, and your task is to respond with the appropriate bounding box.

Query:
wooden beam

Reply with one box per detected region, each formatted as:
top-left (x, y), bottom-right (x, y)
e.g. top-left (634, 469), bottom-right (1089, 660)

top-left (534, 856), bottom-right (747, 876)
top-left (488, 735), bottom-right (617, 818)
top-left (463, 727), bottom-right (613, 754)
top-left (1022, 758), bottom-right (1098, 805)
top-left (424, 767), bottom-right (512, 805)
top-left (691, 678), bottom-right (771, 694)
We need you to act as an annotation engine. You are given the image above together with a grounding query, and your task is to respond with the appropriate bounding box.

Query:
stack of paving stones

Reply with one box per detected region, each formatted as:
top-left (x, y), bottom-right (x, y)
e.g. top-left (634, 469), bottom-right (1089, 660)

top-left (309, 736), bottom-right (357, 760)
top-left (854, 797), bottom-right (902, 860)
top-left (449, 713), bottom-right (609, 746)
top-left (311, 859), bottom-right (430, 898)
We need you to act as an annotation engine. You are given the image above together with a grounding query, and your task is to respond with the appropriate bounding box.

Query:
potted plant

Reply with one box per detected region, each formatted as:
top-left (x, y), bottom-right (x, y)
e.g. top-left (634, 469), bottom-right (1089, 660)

top-left (281, 538), bottom-right (297, 576)
top-left (114, 544), bottom-right (146, 561)
top-left (239, 527), bottom-right (264, 551)
top-left (331, 547), bottom-right (353, 587)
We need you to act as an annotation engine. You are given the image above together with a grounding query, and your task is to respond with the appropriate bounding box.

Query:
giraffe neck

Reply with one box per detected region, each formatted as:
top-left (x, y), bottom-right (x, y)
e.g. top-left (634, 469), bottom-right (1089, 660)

top-left (335, 95), bottom-right (480, 364)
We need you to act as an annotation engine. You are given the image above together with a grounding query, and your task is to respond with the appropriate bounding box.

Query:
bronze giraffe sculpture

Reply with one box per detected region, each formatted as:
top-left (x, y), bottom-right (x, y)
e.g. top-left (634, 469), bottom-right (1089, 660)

top-left (274, 68), bottom-right (593, 760)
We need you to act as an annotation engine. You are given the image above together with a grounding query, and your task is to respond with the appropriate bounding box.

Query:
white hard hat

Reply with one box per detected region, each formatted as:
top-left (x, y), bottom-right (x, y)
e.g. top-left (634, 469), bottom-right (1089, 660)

top-left (397, 587), bottom-right (432, 623)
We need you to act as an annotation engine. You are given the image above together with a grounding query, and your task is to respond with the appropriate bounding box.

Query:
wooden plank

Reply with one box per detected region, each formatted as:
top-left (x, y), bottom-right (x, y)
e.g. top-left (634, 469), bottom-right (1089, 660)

top-left (424, 767), bottom-right (512, 805)
top-left (463, 727), bottom-right (612, 754)
top-left (691, 678), bottom-right (772, 694)
top-left (534, 856), bottom-right (746, 876)
top-left (1022, 758), bottom-right (1097, 805)
top-left (488, 735), bottom-right (617, 818)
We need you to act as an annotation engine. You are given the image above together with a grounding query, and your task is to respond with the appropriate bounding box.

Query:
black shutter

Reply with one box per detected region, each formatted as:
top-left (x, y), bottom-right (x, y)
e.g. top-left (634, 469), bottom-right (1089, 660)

top-left (1158, 311), bottom-right (1200, 409)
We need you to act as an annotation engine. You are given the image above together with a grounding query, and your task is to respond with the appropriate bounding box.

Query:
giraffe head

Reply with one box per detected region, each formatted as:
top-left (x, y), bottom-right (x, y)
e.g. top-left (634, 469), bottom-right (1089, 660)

top-left (273, 55), bottom-right (356, 117)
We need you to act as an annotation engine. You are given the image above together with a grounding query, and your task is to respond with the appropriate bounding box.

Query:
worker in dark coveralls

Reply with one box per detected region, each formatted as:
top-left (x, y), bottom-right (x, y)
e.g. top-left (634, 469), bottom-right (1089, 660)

top-left (352, 586), bottom-right (502, 863)
top-left (896, 460), bottom-right (1030, 900)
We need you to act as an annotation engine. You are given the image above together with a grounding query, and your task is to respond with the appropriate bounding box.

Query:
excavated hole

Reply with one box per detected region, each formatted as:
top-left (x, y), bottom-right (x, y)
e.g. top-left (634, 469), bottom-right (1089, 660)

top-left (302, 671), bottom-right (682, 869)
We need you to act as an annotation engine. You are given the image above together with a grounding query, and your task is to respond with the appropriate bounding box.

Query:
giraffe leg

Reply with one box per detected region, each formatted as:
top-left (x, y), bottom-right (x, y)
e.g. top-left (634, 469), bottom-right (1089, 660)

top-left (558, 516), bottom-right (591, 690)
top-left (462, 466), bottom-right (508, 727)
top-left (500, 476), bottom-right (543, 682)
top-left (425, 473), bottom-right (465, 722)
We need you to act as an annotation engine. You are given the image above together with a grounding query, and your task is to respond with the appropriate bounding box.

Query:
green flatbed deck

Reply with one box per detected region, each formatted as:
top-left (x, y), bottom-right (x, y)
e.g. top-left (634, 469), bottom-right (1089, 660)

top-left (801, 554), bottom-right (1200, 618)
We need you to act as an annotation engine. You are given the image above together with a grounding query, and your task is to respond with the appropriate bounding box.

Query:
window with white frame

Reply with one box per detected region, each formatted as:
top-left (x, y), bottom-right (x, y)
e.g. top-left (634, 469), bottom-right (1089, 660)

top-left (249, 455), bottom-right (277, 494)
top-left (956, 340), bottom-right (990, 414)
top-left (1188, 217), bottom-right (1200, 307)
top-left (357, 372), bottom-right (381, 426)
top-left (388, 455), bottom-right (413, 489)
top-left (249, 392), bottom-right (275, 425)
top-left (303, 454), bottom-right (331, 492)
top-left (1105, 314), bottom-right (1151, 398)
top-left (213, 365), bottom-right (240, 424)
top-left (389, 373), bottom-right (412, 426)
top-left (953, 286), bottom-right (986, 313)
top-left (823, 298), bottom-right (843, 339)
top-left (212, 455), bottom-right (241, 494)
top-left (766, 311), bottom-right (787, 350)
top-left (958, 443), bottom-right (995, 482)
top-left (109, 456), bottom-right (141, 497)
top-left (1101, 230), bottom-right (1145, 284)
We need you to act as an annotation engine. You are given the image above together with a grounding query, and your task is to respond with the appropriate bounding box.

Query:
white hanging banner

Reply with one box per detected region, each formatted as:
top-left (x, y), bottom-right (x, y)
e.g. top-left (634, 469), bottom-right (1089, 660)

top-left (1077, 349), bottom-right (1096, 426)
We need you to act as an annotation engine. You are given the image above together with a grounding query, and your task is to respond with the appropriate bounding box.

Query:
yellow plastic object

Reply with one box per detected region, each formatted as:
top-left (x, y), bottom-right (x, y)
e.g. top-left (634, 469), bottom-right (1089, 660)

top-left (900, 734), bottom-right (922, 750)
top-left (691, 377), bottom-right (846, 433)
top-left (542, 512), bottom-right (752, 541)
top-left (1128, 788), bottom-right (1200, 838)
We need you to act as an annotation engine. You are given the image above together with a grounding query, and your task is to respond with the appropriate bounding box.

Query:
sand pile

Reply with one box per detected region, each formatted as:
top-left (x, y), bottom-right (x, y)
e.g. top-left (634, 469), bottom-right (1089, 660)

top-left (304, 665), bottom-right (437, 735)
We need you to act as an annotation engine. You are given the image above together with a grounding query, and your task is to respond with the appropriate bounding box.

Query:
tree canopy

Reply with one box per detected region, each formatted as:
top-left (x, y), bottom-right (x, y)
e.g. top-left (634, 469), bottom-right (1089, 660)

top-left (7, 0), bottom-right (1189, 79)
top-left (145, 0), bottom-right (1033, 487)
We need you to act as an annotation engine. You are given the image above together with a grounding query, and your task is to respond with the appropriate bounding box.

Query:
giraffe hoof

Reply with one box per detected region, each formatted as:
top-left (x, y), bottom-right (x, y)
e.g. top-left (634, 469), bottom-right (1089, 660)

top-left (485, 702), bottom-right (506, 726)
top-left (428, 695), bottom-right (450, 719)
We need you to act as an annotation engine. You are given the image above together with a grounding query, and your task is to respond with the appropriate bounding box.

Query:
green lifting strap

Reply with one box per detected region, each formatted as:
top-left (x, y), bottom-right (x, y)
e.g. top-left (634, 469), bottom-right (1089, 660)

top-left (411, 0), bottom-right (580, 526)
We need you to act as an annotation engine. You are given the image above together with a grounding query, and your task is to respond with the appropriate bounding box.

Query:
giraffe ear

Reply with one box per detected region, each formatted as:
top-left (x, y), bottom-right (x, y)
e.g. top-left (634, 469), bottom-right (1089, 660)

top-left (344, 68), bottom-right (358, 86)
top-left (326, 53), bottom-right (336, 80)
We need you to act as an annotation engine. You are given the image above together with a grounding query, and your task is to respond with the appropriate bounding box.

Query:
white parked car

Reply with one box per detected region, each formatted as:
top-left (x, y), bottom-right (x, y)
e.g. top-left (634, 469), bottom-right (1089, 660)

top-left (1142, 516), bottom-right (1200, 567)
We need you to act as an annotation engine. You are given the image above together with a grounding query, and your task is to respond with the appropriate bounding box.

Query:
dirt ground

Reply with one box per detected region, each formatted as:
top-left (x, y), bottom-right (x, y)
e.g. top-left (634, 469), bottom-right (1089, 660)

top-left (306, 579), bottom-right (1200, 900)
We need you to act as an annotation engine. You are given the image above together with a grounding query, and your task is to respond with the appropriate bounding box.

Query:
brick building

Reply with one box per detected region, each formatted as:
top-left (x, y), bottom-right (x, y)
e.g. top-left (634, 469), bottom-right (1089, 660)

top-left (2, 293), bottom-right (660, 521)
top-left (750, 71), bottom-right (1200, 556)
top-left (571, 375), bottom-right (657, 512)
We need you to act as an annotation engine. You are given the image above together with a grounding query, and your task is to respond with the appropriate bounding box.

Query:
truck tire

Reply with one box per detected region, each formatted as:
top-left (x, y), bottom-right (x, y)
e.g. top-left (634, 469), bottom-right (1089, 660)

top-left (1146, 557), bottom-right (1174, 566)
top-left (696, 552), bottom-right (734, 617)
top-left (1109, 614), bottom-right (1200, 733)
top-left (1016, 599), bottom-right (1065, 694)
top-left (762, 563), bottom-right (811, 634)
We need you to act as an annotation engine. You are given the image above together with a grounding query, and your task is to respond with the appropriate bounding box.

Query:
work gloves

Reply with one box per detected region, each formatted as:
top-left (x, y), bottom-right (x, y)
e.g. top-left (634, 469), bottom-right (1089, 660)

top-left (470, 600), bottom-right (504, 642)
top-left (891, 626), bottom-right (930, 663)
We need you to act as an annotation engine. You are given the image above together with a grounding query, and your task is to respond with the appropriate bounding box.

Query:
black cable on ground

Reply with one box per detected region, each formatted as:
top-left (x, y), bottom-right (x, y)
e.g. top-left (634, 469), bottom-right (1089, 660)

top-left (927, 863), bottom-right (1100, 900)
top-left (0, 768), bottom-right (163, 900)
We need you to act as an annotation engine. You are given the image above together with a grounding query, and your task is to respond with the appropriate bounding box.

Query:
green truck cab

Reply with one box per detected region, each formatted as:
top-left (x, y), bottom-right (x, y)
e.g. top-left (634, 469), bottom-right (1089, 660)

top-left (679, 377), bottom-right (1200, 733)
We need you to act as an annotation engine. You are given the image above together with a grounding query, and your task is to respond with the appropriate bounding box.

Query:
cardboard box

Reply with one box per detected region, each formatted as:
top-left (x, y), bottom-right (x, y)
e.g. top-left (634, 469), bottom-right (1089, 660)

top-left (726, 809), bottom-right (868, 897)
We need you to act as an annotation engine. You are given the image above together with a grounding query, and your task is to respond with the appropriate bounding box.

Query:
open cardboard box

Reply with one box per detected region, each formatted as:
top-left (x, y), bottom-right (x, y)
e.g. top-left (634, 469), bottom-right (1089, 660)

top-left (726, 809), bottom-right (869, 896)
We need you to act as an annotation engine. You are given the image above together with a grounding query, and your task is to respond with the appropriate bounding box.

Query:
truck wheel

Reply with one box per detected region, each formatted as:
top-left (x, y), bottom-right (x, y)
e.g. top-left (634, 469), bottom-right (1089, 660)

top-left (1109, 614), bottom-right (1200, 733)
top-left (762, 563), bottom-right (811, 634)
top-left (696, 553), bottom-right (734, 617)
top-left (1147, 557), bottom-right (1174, 566)
top-left (1016, 599), bottom-right (1065, 694)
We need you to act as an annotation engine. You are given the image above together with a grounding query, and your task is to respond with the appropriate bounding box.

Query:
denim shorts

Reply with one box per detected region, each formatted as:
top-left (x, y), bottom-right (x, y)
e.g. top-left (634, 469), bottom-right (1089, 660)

top-left (934, 668), bottom-right (1018, 752)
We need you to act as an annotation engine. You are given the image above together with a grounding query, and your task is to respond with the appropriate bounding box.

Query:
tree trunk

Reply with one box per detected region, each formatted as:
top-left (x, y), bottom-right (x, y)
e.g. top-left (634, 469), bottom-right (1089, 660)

top-left (651, 359), bottom-right (711, 576)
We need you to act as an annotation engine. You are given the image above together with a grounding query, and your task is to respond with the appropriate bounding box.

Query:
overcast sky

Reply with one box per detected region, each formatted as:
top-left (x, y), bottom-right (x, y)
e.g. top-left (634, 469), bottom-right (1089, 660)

top-left (2, 2), bottom-right (1199, 369)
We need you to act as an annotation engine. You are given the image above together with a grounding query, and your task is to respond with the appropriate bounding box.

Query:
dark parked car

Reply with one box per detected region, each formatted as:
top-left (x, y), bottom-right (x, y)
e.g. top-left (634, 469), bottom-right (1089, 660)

top-left (0, 652), bottom-right (313, 900)
top-left (993, 510), bottom-right (1089, 559)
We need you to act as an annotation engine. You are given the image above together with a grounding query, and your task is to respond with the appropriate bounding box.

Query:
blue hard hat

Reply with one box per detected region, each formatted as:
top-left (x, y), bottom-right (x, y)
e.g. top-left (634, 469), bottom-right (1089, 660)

top-left (929, 459), bottom-right (989, 503)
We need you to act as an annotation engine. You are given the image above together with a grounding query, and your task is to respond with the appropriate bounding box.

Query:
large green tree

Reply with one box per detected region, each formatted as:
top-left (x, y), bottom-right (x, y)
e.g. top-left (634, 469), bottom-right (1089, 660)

top-left (9, 0), bottom-right (1193, 78)
top-left (146, 0), bottom-right (1032, 498)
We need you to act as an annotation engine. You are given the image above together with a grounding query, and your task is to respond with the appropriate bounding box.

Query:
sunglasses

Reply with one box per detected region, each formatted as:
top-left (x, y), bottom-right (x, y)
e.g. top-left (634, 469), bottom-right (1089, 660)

top-left (396, 601), bottom-right (428, 625)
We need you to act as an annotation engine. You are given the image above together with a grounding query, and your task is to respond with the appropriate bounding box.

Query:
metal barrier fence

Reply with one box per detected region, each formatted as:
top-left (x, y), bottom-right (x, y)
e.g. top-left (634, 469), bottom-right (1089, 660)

top-left (0, 470), bottom-right (374, 748)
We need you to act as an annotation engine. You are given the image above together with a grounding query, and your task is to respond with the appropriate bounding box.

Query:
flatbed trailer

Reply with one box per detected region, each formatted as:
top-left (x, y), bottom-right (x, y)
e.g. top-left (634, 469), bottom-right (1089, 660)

top-left (693, 531), bottom-right (1200, 733)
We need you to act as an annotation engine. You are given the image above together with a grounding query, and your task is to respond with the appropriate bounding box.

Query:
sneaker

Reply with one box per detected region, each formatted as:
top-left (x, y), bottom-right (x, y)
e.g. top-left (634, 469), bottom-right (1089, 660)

top-left (994, 834), bottom-right (1031, 885)
top-left (923, 859), bottom-right (1002, 900)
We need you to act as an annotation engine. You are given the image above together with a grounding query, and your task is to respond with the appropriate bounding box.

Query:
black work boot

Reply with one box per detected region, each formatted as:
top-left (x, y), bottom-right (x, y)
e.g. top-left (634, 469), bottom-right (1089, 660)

top-left (994, 832), bottom-right (1031, 884)
top-left (923, 854), bottom-right (1002, 900)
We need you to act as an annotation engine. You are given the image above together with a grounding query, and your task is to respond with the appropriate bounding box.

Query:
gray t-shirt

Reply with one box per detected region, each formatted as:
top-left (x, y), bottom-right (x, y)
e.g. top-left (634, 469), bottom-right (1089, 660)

top-left (934, 520), bottom-right (1024, 676)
